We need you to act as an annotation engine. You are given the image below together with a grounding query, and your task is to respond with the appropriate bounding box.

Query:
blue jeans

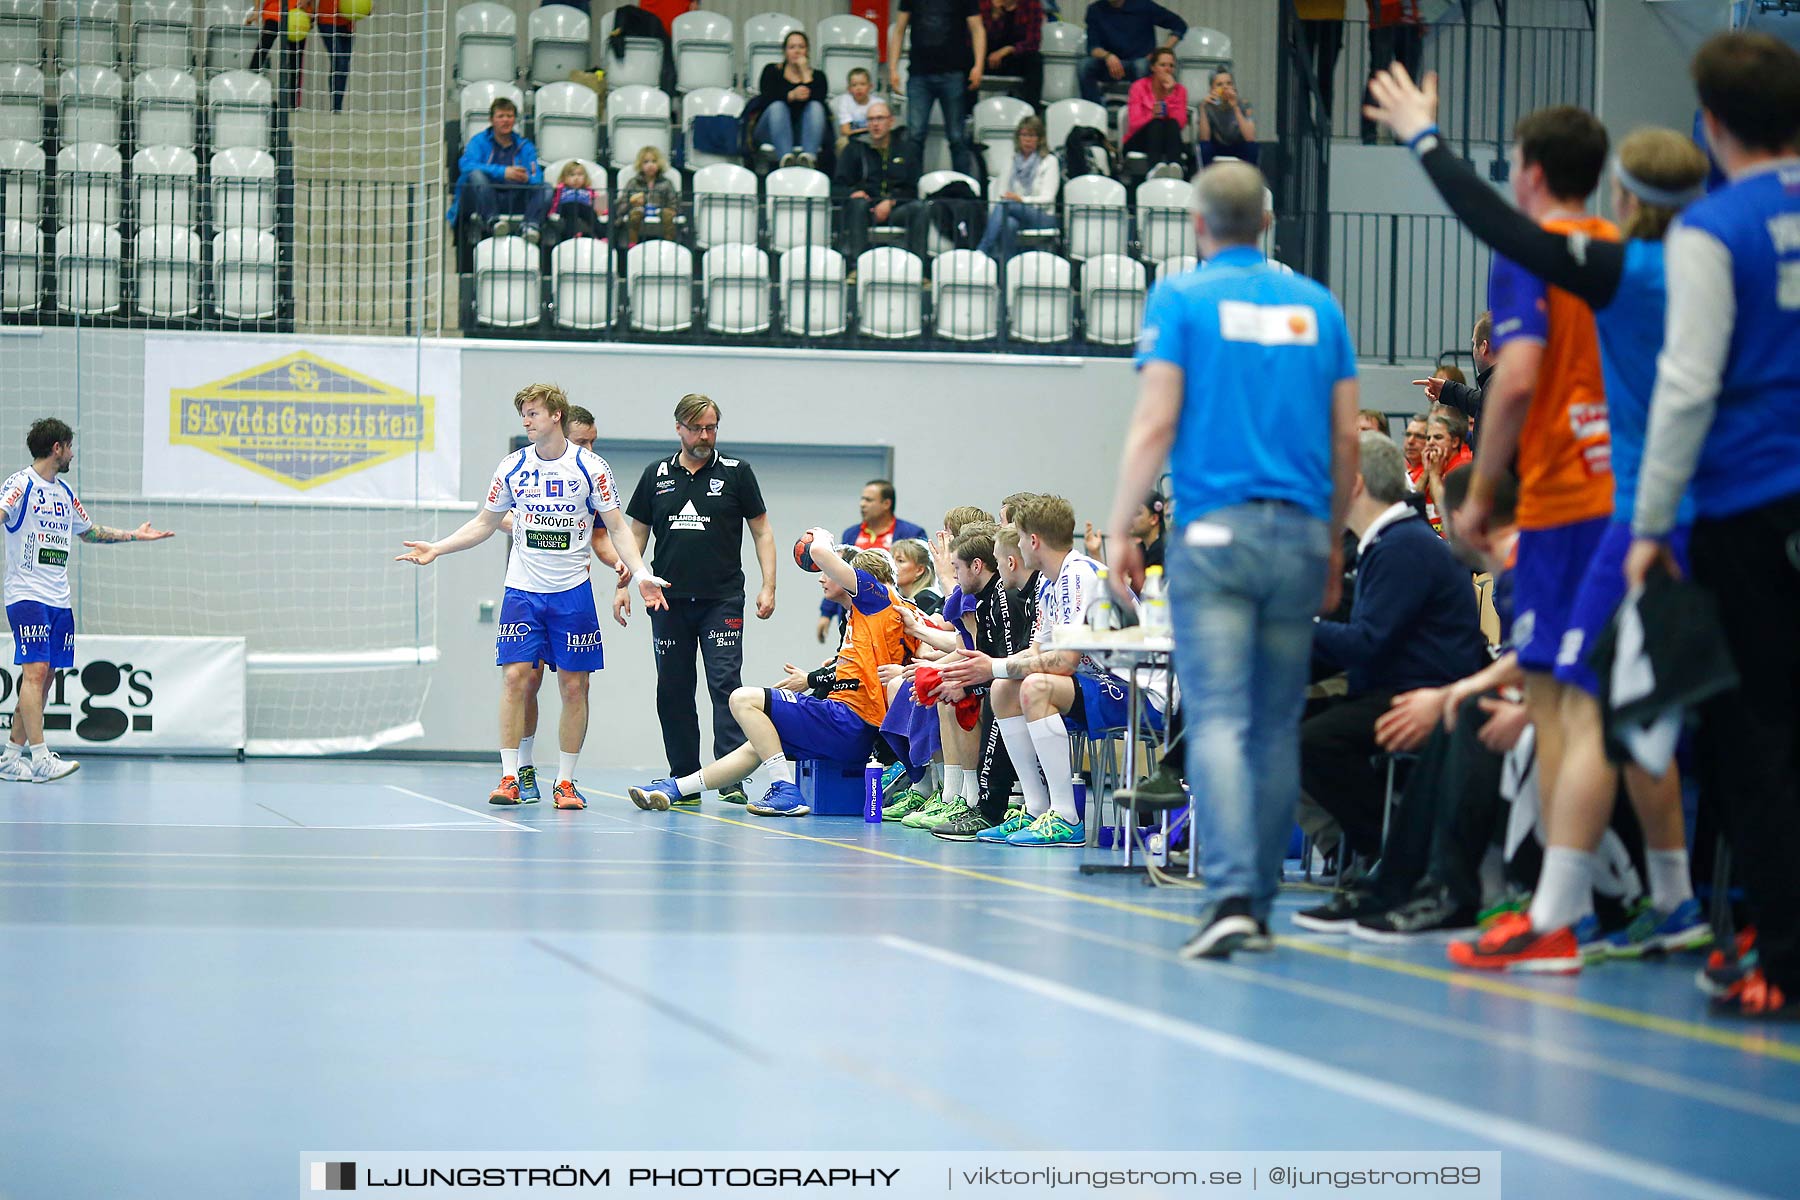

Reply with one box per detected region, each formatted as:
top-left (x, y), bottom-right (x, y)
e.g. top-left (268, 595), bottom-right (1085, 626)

top-left (757, 100), bottom-right (827, 157)
top-left (905, 71), bottom-right (974, 177)
top-left (457, 172), bottom-right (548, 230)
top-left (978, 199), bottom-right (1057, 259)
top-left (1167, 501), bottom-right (1331, 923)
top-left (1079, 54), bottom-right (1148, 104)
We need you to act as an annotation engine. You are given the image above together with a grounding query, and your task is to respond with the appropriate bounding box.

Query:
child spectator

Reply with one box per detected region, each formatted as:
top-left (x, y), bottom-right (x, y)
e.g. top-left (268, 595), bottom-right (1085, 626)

top-left (621, 145), bottom-right (678, 247)
top-left (833, 67), bottom-right (876, 149)
top-left (526, 160), bottom-right (605, 246)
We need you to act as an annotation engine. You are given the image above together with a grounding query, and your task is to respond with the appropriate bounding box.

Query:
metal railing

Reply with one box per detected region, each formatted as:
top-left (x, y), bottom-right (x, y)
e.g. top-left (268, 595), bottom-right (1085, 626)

top-left (1327, 211), bottom-right (1491, 366)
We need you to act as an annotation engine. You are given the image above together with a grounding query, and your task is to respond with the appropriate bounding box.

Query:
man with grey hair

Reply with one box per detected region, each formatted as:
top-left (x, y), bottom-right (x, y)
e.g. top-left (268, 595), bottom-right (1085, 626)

top-left (1104, 160), bottom-right (1360, 958)
top-left (1291, 431), bottom-right (1490, 927)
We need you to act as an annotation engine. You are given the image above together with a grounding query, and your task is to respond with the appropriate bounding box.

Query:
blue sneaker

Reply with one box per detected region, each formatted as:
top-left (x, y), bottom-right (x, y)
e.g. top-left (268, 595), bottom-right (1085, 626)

top-left (975, 808), bottom-right (1032, 843)
top-left (879, 760), bottom-right (907, 796)
top-left (1604, 897), bottom-right (1712, 960)
top-left (628, 777), bottom-right (681, 812)
top-left (516, 764), bottom-right (541, 804)
top-left (746, 779), bottom-right (810, 817)
top-left (1574, 913), bottom-right (1608, 961)
top-left (1005, 810), bottom-right (1084, 847)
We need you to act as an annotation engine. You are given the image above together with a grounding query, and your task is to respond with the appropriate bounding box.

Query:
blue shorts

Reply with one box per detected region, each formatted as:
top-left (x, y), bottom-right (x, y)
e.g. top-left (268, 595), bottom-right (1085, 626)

top-left (496, 583), bottom-right (604, 672)
top-left (1554, 521), bottom-right (1691, 695)
top-left (1512, 517), bottom-right (1609, 675)
top-left (879, 678), bottom-right (942, 772)
top-left (7, 601), bottom-right (74, 668)
top-left (765, 688), bottom-right (878, 762)
top-left (1069, 673), bottom-right (1166, 736)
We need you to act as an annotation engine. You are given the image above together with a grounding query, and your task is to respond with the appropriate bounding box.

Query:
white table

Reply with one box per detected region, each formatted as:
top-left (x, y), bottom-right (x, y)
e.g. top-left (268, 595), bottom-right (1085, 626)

top-left (1051, 634), bottom-right (1174, 855)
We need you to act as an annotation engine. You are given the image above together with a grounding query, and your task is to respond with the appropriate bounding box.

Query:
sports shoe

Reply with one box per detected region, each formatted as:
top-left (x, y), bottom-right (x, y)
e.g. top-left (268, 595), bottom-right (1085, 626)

top-left (669, 787), bottom-right (702, 808)
top-left (796, 151), bottom-right (816, 169)
top-left (1291, 889), bottom-right (1381, 934)
top-left (1242, 921), bottom-right (1276, 953)
top-left (717, 785), bottom-right (748, 806)
top-left (779, 150), bottom-right (800, 168)
top-left (1005, 810), bottom-right (1084, 847)
top-left (878, 760), bottom-right (907, 796)
top-left (1697, 928), bottom-right (1758, 997)
top-left (516, 764), bottom-right (541, 803)
top-left (1350, 889), bottom-right (1477, 943)
top-left (900, 788), bottom-right (951, 828)
top-left (1574, 913), bottom-right (1609, 961)
top-left (628, 777), bottom-right (680, 812)
top-left (916, 796), bottom-right (972, 831)
top-left (1478, 891), bottom-right (1530, 928)
top-left (27, 751), bottom-right (78, 783)
top-left (932, 807), bottom-right (994, 841)
top-left (493, 217), bottom-right (517, 237)
top-left (1114, 760), bottom-right (1184, 803)
top-left (1710, 968), bottom-right (1798, 1021)
top-left (747, 779), bottom-right (810, 817)
top-left (522, 224), bottom-right (541, 245)
top-left (488, 775), bottom-right (521, 805)
top-left (975, 808), bottom-right (1032, 843)
top-left (1148, 161), bottom-right (1186, 181)
top-left (0, 755), bottom-right (32, 782)
top-left (552, 780), bottom-right (586, 810)
top-left (1179, 897), bottom-right (1260, 960)
top-left (1446, 910), bottom-right (1581, 974)
top-left (1602, 897), bottom-right (1712, 960)
top-left (882, 787), bottom-right (932, 822)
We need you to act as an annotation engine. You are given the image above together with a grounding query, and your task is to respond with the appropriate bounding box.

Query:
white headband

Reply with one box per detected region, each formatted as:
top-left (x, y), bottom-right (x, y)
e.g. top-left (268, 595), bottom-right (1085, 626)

top-left (1613, 157), bottom-right (1704, 210)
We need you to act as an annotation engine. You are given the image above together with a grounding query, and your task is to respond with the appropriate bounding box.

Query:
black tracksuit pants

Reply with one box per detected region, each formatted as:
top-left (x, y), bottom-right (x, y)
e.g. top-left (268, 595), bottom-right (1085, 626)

top-left (649, 595), bottom-right (747, 777)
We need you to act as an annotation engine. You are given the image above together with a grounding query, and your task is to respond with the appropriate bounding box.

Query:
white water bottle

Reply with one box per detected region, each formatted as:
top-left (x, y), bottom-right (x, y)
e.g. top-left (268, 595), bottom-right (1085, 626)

top-left (1088, 567), bottom-right (1117, 632)
top-left (1140, 566), bottom-right (1169, 636)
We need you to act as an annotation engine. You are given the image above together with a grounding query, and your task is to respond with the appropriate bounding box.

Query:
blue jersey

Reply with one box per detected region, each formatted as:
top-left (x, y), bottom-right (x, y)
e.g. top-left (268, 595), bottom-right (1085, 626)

top-left (1137, 246), bottom-right (1357, 524)
top-left (1594, 240), bottom-right (1693, 527)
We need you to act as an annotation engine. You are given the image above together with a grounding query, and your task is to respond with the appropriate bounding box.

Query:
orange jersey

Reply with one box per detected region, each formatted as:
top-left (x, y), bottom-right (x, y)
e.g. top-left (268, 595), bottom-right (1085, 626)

top-left (829, 571), bottom-right (918, 727)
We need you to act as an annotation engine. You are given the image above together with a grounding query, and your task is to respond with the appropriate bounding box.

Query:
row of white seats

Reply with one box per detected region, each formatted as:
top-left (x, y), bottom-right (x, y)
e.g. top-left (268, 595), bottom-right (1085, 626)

top-left (1, 141), bottom-right (274, 228)
top-left (473, 238), bottom-right (1157, 345)
top-left (1, 216), bottom-right (276, 317)
top-left (0, 63), bottom-right (271, 151)
top-left (0, 0), bottom-right (268, 76)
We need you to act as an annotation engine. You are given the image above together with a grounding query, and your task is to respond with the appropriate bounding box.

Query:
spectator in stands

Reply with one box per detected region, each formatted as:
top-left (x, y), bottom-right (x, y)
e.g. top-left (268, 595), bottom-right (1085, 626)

top-left (1197, 68), bottom-right (1259, 167)
top-left (524, 160), bottom-right (604, 246)
top-left (1079, 0), bottom-right (1187, 105)
top-left (836, 101), bottom-right (928, 260)
top-left (312, 1), bottom-right (357, 113)
top-left (981, 0), bottom-right (1045, 110)
top-left (1085, 490), bottom-right (1165, 570)
top-left (1416, 311), bottom-right (1494, 428)
top-left (249, 0), bottom-right (306, 109)
top-left (450, 98), bottom-right (546, 243)
top-left (976, 115), bottom-right (1059, 260)
top-left (891, 0), bottom-right (985, 180)
top-left (817, 479), bottom-right (929, 642)
top-left (1419, 404), bottom-right (1472, 535)
top-left (833, 67), bottom-right (876, 149)
top-left (1357, 409), bottom-right (1389, 435)
top-left (1433, 364), bottom-right (1467, 385)
top-left (1296, 1), bottom-right (1346, 120)
top-left (1124, 49), bottom-right (1191, 180)
top-left (1360, 0), bottom-right (1425, 145)
top-left (1402, 414), bottom-right (1428, 487)
top-left (758, 30), bottom-right (830, 168)
top-left (621, 145), bottom-right (678, 247)
top-left (893, 539), bottom-right (945, 614)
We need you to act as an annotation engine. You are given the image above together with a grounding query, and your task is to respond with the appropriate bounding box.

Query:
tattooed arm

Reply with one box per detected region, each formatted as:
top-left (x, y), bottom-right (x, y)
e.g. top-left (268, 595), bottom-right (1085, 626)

top-left (81, 521), bottom-right (173, 543)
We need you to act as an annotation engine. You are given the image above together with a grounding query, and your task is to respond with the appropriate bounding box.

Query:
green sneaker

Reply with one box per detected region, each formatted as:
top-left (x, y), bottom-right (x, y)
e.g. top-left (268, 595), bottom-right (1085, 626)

top-left (899, 788), bottom-right (950, 828)
top-left (716, 785), bottom-right (748, 806)
top-left (882, 787), bottom-right (932, 822)
top-left (932, 806), bottom-right (994, 841)
top-left (1478, 891), bottom-right (1530, 929)
top-left (671, 790), bottom-right (703, 808)
top-left (975, 808), bottom-right (1032, 843)
top-left (918, 796), bottom-right (973, 830)
top-left (1006, 810), bottom-right (1085, 847)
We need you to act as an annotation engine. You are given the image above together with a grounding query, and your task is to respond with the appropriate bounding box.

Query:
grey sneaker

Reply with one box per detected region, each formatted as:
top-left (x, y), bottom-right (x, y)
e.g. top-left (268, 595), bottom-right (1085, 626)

top-left (522, 224), bottom-right (541, 245)
top-left (1148, 161), bottom-right (1186, 181)
top-left (796, 151), bottom-right (816, 169)
top-left (931, 807), bottom-right (994, 841)
top-left (28, 751), bottom-right (79, 783)
top-left (0, 756), bottom-right (32, 782)
top-left (493, 217), bottom-right (517, 237)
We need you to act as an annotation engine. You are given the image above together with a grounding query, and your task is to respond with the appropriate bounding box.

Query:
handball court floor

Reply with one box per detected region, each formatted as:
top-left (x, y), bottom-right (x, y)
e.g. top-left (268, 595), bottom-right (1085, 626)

top-left (1, 758), bottom-right (1795, 1200)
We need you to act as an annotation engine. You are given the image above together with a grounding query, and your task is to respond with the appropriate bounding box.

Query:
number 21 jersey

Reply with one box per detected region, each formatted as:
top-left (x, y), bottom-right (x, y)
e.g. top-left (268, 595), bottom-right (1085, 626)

top-left (484, 444), bottom-right (619, 594)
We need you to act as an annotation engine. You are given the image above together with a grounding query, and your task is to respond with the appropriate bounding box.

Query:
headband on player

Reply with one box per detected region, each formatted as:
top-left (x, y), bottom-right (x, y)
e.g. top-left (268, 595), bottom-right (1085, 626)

top-left (1612, 157), bottom-right (1704, 211)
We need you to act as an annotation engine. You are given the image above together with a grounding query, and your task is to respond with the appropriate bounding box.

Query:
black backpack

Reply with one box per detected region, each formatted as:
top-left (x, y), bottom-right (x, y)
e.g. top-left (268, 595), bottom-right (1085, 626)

top-left (1064, 125), bottom-right (1116, 179)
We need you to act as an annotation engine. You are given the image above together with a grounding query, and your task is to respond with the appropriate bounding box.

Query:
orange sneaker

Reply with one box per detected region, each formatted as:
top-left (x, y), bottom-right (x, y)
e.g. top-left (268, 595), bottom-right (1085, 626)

top-left (488, 775), bottom-right (521, 805)
top-left (1711, 968), bottom-right (1797, 1021)
top-left (1446, 910), bottom-right (1581, 974)
top-left (553, 780), bottom-right (586, 810)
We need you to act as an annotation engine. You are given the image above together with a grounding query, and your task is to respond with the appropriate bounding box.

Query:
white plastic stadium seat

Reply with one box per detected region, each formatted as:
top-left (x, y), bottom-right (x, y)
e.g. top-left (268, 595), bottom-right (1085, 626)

top-left (202, 0), bottom-right (258, 76)
top-left (209, 146), bottom-right (274, 230)
top-left (528, 4), bottom-right (588, 87)
top-left (134, 223), bottom-right (199, 316)
top-left (0, 138), bottom-right (45, 226)
top-left (472, 234), bottom-right (540, 327)
top-left (856, 246), bottom-right (922, 339)
top-left (1039, 22), bottom-right (1085, 105)
top-left (55, 141), bottom-right (120, 226)
top-left (779, 246), bottom-right (845, 336)
top-left (1155, 253), bottom-right (1197, 281)
top-left (0, 64), bottom-right (44, 143)
top-left (131, 0), bottom-right (193, 72)
top-left (681, 87), bottom-right (746, 172)
top-left (1045, 98), bottom-right (1105, 168)
top-left (764, 165), bottom-right (829, 253)
top-left (1062, 173), bottom-right (1127, 262)
top-left (971, 95), bottom-right (1032, 169)
top-left (133, 66), bottom-right (198, 149)
top-left (1176, 27), bottom-right (1232, 102)
top-left (1006, 251), bottom-right (1072, 344)
top-left (691, 161), bottom-right (756, 250)
top-left (55, 220), bottom-right (120, 314)
top-left (57, 65), bottom-right (121, 146)
top-left (626, 238), bottom-right (694, 333)
top-left (0, 0), bottom-right (42, 70)
top-left (207, 68), bottom-right (270, 151)
top-left (741, 12), bottom-right (799, 93)
top-left (814, 14), bottom-right (876, 93)
top-left (57, 0), bottom-right (118, 71)
top-left (702, 242), bottom-right (770, 335)
top-left (455, 2), bottom-right (518, 85)
top-left (459, 79), bottom-right (524, 145)
top-left (2, 216), bottom-right (40, 312)
top-left (131, 143), bottom-right (195, 226)
top-left (551, 236), bottom-right (613, 330)
top-left (1136, 177), bottom-right (1194, 264)
top-left (916, 169), bottom-right (979, 257)
top-left (597, 7), bottom-right (664, 89)
top-left (933, 249), bottom-right (998, 341)
top-left (605, 83), bottom-right (672, 172)
top-left (1083, 253), bottom-right (1146, 346)
top-left (533, 81), bottom-right (599, 165)
top-left (672, 11), bottom-right (734, 93)
top-left (212, 225), bottom-right (276, 319)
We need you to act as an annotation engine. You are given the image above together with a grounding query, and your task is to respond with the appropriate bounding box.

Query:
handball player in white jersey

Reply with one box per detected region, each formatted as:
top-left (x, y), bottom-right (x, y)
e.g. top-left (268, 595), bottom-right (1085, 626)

top-left (397, 384), bottom-right (668, 809)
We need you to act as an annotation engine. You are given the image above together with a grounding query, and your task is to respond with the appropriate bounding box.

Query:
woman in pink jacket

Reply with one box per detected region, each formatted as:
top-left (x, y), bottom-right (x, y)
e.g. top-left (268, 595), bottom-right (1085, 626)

top-left (1123, 48), bottom-right (1190, 180)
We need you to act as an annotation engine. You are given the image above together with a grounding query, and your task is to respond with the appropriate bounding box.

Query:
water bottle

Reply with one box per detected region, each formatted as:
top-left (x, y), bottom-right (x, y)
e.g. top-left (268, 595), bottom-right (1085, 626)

top-left (1140, 566), bottom-right (1169, 637)
top-left (1087, 567), bottom-right (1117, 633)
top-left (863, 753), bottom-right (883, 823)
top-left (1071, 773), bottom-right (1087, 826)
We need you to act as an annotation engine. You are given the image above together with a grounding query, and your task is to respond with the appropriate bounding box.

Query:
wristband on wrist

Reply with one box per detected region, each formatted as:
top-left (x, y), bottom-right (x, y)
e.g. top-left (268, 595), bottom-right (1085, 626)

top-left (1405, 125), bottom-right (1441, 152)
top-left (991, 659), bottom-right (1011, 680)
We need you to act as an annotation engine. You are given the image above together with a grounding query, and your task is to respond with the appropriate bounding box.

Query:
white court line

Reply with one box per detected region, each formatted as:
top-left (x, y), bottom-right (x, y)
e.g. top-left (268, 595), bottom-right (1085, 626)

top-left (0, 820), bottom-right (498, 831)
top-left (882, 935), bottom-right (1779, 1200)
top-left (0, 848), bottom-right (1133, 872)
top-left (0, 880), bottom-right (1054, 902)
top-left (384, 784), bottom-right (537, 832)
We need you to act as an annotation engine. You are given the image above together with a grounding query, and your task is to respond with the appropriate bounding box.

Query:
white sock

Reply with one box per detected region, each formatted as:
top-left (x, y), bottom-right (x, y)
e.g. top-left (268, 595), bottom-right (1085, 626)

top-left (1027, 715), bottom-right (1076, 819)
top-left (675, 772), bottom-right (705, 798)
top-left (557, 750), bottom-right (579, 785)
top-left (960, 768), bottom-right (981, 806)
top-left (944, 765), bottom-right (964, 802)
top-left (763, 754), bottom-right (795, 785)
top-left (517, 735), bottom-right (535, 769)
top-left (500, 748), bottom-right (519, 778)
top-left (1, 742), bottom-right (18, 761)
top-left (1647, 848), bottom-right (1694, 911)
top-left (1528, 846), bottom-right (1595, 932)
top-left (30, 742), bottom-right (49, 764)
top-left (998, 716), bottom-right (1051, 816)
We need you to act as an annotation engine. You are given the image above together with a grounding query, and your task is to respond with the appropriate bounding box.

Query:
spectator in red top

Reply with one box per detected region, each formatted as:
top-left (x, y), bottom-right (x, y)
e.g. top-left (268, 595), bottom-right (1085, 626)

top-left (1403, 414), bottom-right (1429, 488)
top-left (1124, 49), bottom-right (1190, 179)
top-left (815, 479), bottom-right (928, 642)
top-left (981, 0), bottom-right (1045, 109)
top-left (1360, 0), bottom-right (1424, 145)
top-left (1420, 405), bottom-right (1472, 535)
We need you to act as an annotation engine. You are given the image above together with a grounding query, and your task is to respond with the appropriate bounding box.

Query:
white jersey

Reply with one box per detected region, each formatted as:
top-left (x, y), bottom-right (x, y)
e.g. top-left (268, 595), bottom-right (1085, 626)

top-left (484, 443), bottom-right (619, 594)
top-left (2, 467), bottom-right (92, 608)
top-left (1034, 549), bottom-right (1167, 709)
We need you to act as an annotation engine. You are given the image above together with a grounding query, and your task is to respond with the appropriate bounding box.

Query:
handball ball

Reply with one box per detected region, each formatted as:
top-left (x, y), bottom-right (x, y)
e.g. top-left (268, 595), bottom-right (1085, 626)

top-left (793, 531), bottom-right (823, 572)
top-left (342, 0), bottom-right (373, 20)
top-left (286, 8), bottom-right (311, 40)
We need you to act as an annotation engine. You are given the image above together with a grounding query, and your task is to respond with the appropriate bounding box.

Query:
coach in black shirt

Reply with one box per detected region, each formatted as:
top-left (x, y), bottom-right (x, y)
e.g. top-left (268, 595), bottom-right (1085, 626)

top-left (618, 394), bottom-right (778, 802)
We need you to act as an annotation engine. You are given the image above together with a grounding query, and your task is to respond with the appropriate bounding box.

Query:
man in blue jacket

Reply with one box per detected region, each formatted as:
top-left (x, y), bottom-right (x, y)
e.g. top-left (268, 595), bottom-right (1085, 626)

top-left (1079, 0), bottom-right (1187, 104)
top-left (449, 97), bottom-right (546, 242)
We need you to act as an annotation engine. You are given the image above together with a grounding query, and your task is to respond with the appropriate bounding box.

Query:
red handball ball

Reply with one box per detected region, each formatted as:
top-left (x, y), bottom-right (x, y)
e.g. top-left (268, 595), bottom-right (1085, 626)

top-left (793, 531), bottom-right (822, 572)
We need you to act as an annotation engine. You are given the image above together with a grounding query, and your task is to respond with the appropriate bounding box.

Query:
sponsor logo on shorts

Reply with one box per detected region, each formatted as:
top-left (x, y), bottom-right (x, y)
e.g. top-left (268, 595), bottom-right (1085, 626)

top-left (497, 622), bottom-right (532, 639)
top-left (1556, 629), bottom-right (1585, 668)
top-left (708, 629), bottom-right (739, 648)
top-left (16, 624), bottom-right (50, 642)
top-left (565, 631), bottom-right (602, 651)
top-left (723, 618), bottom-right (743, 630)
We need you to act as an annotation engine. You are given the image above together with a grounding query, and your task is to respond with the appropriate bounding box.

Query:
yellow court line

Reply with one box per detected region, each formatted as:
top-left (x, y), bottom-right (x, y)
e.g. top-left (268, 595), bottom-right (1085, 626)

top-left (592, 792), bottom-right (1800, 1066)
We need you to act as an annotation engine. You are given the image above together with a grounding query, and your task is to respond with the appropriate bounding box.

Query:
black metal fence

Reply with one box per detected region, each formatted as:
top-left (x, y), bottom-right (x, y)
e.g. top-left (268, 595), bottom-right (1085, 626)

top-left (1328, 210), bottom-right (1491, 366)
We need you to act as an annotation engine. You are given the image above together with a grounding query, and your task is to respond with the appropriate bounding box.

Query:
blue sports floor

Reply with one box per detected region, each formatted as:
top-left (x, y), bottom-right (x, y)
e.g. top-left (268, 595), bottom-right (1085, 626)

top-left (1, 758), bottom-right (1795, 1199)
